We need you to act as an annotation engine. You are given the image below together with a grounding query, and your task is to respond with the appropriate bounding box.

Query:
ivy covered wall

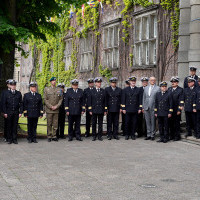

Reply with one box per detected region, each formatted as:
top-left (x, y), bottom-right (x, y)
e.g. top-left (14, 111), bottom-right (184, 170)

top-left (26, 0), bottom-right (180, 95)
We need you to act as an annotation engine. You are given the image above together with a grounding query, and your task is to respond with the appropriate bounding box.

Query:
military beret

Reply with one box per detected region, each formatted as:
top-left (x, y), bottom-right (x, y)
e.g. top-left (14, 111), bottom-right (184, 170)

top-left (9, 79), bottom-right (17, 85)
top-left (87, 78), bottom-right (94, 83)
top-left (190, 67), bottom-right (197, 71)
top-left (94, 77), bottom-right (102, 82)
top-left (141, 77), bottom-right (149, 82)
top-left (50, 77), bottom-right (56, 82)
top-left (188, 77), bottom-right (196, 82)
top-left (125, 79), bottom-right (130, 84)
top-left (170, 76), bottom-right (179, 82)
top-left (109, 77), bottom-right (118, 83)
top-left (6, 79), bottom-right (12, 84)
top-left (129, 76), bottom-right (137, 81)
top-left (29, 82), bottom-right (37, 87)
top-left (160, 81), bottom-right (167, 87)
top-left (57, 83), bottom-right (65, 88)
top-left (71, 79), bottom-right (79, 84)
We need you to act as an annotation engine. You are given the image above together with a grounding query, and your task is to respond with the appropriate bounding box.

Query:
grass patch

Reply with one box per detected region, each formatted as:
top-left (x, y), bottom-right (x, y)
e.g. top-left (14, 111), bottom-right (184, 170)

top-left (19, 117), bottom-right (87, 136)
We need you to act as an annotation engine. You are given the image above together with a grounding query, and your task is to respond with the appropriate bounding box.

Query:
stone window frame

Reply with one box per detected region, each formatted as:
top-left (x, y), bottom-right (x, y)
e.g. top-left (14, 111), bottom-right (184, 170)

top-left (79, 33), bottom-right (93, 72)
top-left (102, 22), bottom-right (120, 69)
top-left (64, 38), bottom-right (73, 71)
top-left (133, 10), bottom-right (158, 68)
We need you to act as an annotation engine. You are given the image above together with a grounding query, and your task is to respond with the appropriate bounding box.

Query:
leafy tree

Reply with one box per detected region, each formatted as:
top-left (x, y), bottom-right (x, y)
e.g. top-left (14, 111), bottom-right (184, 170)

top-left (0, 0), bottom-right (86, 91)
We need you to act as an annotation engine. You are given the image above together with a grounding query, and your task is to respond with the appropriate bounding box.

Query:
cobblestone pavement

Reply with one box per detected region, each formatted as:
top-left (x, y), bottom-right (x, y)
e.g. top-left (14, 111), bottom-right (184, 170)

top-left (0, 137), bottom-right (200, 200)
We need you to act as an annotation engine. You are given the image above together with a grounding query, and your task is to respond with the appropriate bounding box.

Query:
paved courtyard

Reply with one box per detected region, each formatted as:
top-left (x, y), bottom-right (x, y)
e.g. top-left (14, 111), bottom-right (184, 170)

top-left (0, 137), bottom-right (200, 200)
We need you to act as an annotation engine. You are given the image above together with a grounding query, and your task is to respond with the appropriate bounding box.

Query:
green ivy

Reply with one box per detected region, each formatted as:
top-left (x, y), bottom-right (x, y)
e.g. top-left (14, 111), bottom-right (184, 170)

top-left (30, 0), bottom-right (180, 92)
top-left (98, 64), bottom-right (113, 81)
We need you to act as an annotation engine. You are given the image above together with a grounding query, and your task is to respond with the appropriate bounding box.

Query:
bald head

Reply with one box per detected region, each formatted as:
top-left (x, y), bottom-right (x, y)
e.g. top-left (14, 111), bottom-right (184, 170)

top-left (149, 77), bottom-right (156, 85)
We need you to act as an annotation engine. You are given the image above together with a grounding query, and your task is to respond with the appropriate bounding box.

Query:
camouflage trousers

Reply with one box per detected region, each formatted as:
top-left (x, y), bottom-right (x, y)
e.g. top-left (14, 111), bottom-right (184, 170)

top-left (47, 113), bottom-right (59, 139)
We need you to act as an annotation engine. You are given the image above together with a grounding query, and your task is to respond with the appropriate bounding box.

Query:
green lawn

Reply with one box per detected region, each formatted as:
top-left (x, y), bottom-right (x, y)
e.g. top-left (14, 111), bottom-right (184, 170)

top-left (19, 117), bottom-right (87, 136)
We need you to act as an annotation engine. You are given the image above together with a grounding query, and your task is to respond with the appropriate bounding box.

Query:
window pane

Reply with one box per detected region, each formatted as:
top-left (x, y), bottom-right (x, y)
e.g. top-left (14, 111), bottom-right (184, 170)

top-left (108, 27), bottom-right (114, 48)
top-left (153, 16), bottom-right (157, 38)
top-left (104, 28), bottom-right (108, 48)
top-left (114, 25), bottom-right (119, 47)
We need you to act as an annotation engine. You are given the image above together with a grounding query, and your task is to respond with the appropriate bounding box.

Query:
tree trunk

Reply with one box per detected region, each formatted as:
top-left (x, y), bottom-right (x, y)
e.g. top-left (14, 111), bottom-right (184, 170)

top-left (0, 0), bottom-right (16, 131)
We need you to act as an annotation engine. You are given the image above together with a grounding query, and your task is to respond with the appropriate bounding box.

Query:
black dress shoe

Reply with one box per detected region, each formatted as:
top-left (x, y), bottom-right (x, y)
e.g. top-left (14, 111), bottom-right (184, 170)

top-left (157, 139), bottom-right (164, 142)
top-left (114, 136), bottom-right (119, 140)
top-left (60, 136), bottom-right (66, 139)
top-left (92, 137), bottom-right (96, 141)
top-left (125, 136), bottom-right (129, 140)
top-left (52, 138), bottom-right (58, 142)
top-left (108, 137), bottom-right (112, 140)
top-left (98, 137), bottom-right (103, 141)
top-left (131, 136), bottom-right (136, 140)
top-left (76, 137), bottom-right (83, 141)
top-left (163, 139), bottom-right (168, 143)
top-left (174, 137), bottom-right (181, 141)
top-left (33, 140), bottom-right (38, 143)
top-left (8, 141), bottom-right (12, 144)
top-left (151, 137), bottom-right (155, 141)
top-left (13, 140), bottom-right (18, 144)
top-left (85, 133), bottom-right (91, 137)
top-left (68, 138), bottom-right (73, 141)
top-left (145, 137), bottom-right (151, 140)
top-left (48, 138), bottom-right (51, 142)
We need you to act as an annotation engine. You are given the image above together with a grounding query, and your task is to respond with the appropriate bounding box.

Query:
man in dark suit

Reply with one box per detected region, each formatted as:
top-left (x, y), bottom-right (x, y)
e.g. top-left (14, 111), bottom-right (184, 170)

top-left (183, 77), bottom-right (197, 138)
top-left (83, 78), bottom-right (94, 137)
top-left (193, 76), bottom-right (200, 139)
top-left (105, 77), bottom-right (122, 140)
top-left (137, 77), bottom-right (148, 138)
top-left (2, 80), bottom-right (23, 144)
top-left (56, 83), bottom-right (66, 139)
top-left (23, 82), bottom-right (43, 143)
top-left (121, 79), bottom-right (130, 136)
top-left (168, 77), bottom-right (184, 141)
top-left (65, 79), bottom-right (85, 141)
top-left (88, 77), bottom-right (107, 141)
top-left (121, 76), bottom-right (142, 140)
top-left (183, 67), bottom-right (198, 88)
top-left (155, 81), bottom-right (173, 143)
top-left (0, 79), bottom-right (11, 142)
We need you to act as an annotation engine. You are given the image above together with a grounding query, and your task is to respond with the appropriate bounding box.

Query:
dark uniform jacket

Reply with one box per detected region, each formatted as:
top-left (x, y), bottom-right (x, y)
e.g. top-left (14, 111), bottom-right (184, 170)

top-left (23, 92), bottom-right (43, 118)
top-left (184, 75), bottom-right (198, 88)
top-left (168, 86), bottom-right (184, 113)
top-left (59, 92), bottom-right (65, 115)
top-left (193, 86), bottom-right (200, 110)
top-left (0, 89), bottom-right (9, 113)
top-left (88, 88), bottom-right (106, 114)
top-left (105, 86), bottom-right (122, 113)
top-left (2, 90), bottom-right (23, 114)
top-left (83, 87), bottom-right (94, 110)
top-left (121, 86), bottom-right (142, 113)
top-left (154, 90), bottom-right (173, 116)
top-left (183, 87), bottom-right (196, 112)
top-left (65, 88), bottom-right (85, 115)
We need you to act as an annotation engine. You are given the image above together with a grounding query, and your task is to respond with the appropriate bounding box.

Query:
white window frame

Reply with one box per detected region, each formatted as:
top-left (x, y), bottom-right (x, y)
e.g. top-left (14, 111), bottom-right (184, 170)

top-left (64, 38), bottom-right (72, 71)
top-left (80, 33), bottom-right (93, 71)
top-left (103, 23), bottom-right (120, 69)
top-left (134, 11), bottom-right (157, 67)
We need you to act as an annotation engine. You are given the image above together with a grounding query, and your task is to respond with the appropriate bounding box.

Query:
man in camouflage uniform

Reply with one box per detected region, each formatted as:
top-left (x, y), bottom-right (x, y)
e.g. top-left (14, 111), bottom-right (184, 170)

top-left (44, 77), bottom-right (63, 142)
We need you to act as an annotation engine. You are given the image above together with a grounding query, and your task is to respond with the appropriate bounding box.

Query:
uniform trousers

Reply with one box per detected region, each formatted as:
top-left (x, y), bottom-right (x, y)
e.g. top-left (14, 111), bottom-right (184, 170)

top-left (92, 114), bottom-right (104, 138)
top-left (7, 113), bottom-right (19, 142)
top-left (68, 115), bottom-right (81, 139)
top-left (47, 113), bottom-right (58, 139)
top-left (107, 112), bottom-right (119, 137)
top-left (27, 117), bottom-right (38, 141)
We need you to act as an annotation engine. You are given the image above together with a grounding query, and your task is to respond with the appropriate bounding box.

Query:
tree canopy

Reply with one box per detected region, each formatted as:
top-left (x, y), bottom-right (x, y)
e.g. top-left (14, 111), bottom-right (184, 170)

top-left (0, 0), bottom-right (86, 54)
